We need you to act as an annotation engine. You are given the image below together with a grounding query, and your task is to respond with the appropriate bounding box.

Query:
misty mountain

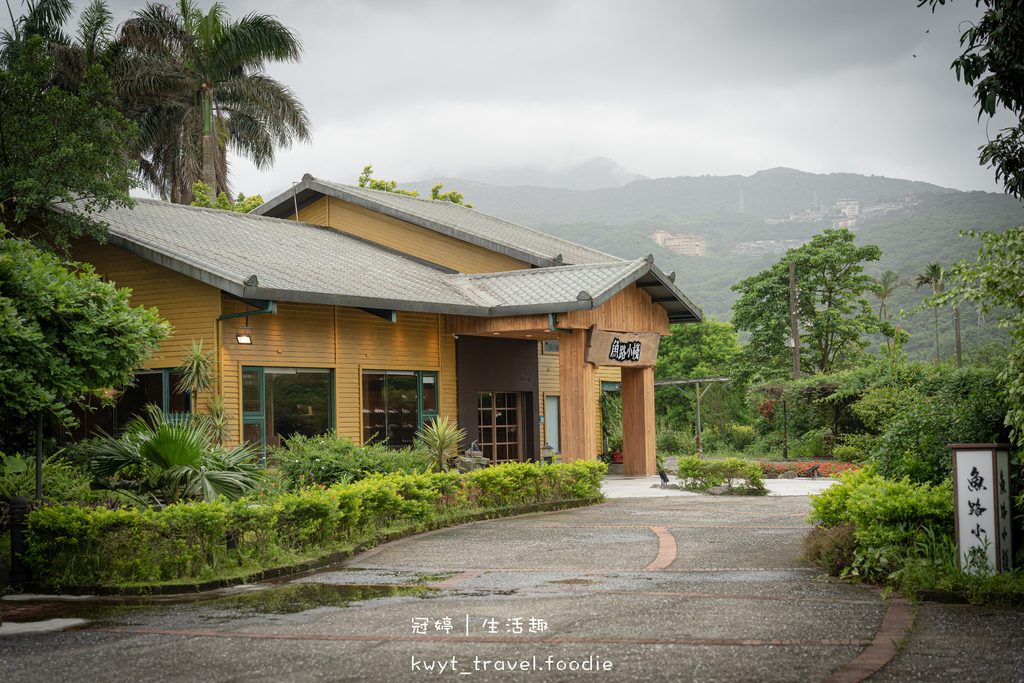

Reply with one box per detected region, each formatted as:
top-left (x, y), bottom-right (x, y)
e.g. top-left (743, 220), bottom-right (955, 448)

top-left (408, 156), bottom-right (648, 191)
top-left (399, 167), bottom-right (955, 226)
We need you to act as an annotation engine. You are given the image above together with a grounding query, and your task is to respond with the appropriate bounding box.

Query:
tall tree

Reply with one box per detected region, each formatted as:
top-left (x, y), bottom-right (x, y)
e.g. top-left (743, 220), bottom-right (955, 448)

top-left (0, 35), bottom-right (138, 250)
top-left (923, 0), bottom-right (1024, 441)
top-left (0, 225), bottom-right (168, 431)
top-left (922, 0), bottom-right (1024, 197)
top-left (915, 262), bottom-right (945, 364)
top-left (731, 228), bottom-right (886, 381)
top-left (122, 1), bottom-right (311, 202)
top-left (871, 269), bottom-right (910, 353)
top-left (655, 318), bottom-right (744, 429)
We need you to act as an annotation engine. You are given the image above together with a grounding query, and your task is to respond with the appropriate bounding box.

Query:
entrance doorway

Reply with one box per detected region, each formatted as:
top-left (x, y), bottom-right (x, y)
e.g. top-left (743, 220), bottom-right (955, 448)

top-left (477, 391), bottom-right (522, 464)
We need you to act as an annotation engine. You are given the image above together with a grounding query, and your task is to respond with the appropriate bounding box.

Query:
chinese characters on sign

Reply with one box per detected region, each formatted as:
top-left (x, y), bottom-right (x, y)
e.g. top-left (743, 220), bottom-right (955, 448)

top-left (412, 616), bottom-right (548, 636)
top-left (952, 445), bottom-right (1014, 574)
top-left (608, 338), bottom-right (642, 363)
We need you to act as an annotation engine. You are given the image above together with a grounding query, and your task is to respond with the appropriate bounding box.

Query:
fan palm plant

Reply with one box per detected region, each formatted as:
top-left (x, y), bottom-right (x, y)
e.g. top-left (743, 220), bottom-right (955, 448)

top-left (87, 404), bottom-right (262, 506)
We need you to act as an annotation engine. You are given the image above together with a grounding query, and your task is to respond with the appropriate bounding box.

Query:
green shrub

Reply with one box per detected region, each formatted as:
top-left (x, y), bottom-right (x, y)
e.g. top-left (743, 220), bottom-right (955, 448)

top-left (656, 429), bottom-right (693, 455)
top-left (802, 523), bottom-right (858, 575)
top-left (676, 456), bottom-right (765, 494)
top-left (21, 461), bottom-right (605, 589)
top-left (807, 466), bottom-right (881, 527)
top-left (273, 432), bottom-right (427, 488)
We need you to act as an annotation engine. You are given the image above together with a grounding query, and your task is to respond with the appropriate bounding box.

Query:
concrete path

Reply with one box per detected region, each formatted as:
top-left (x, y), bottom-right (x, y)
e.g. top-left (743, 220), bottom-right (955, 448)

top-left (1, 480), bottom-right (1020, 682)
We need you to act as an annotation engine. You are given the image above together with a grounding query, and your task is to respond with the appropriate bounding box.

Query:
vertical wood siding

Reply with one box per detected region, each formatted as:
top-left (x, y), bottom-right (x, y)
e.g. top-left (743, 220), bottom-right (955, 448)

top-left (560, 284), bottom-right (671, 335)
top-left (291, 196), bottom-right (532, 274)
top-left (70, 240), bottom-right (221, 368)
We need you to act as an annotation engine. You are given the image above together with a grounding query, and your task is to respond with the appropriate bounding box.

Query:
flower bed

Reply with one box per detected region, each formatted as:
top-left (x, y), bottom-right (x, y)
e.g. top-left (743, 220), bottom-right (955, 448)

top-left (756, 460), bottom-right (862, 478)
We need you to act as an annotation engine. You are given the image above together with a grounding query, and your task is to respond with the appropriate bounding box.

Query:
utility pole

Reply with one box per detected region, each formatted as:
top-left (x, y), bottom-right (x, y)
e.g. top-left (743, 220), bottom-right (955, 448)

top-left (790, 261), bottom-right (800, 380)
top-left (954, 304), bottom-right (963, 368)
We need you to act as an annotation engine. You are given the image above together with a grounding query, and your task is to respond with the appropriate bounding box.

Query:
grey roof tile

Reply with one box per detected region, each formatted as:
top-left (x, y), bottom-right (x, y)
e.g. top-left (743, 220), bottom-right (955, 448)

top-left (55, 199), bottom-right (711, 321)
top-left (256, 175), bottom-right (622, 268)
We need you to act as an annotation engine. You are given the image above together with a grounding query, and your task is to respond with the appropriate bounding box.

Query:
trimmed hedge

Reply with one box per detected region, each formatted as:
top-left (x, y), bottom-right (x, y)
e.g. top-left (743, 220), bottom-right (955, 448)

top-left (22, 461), bottom-right (605, 590)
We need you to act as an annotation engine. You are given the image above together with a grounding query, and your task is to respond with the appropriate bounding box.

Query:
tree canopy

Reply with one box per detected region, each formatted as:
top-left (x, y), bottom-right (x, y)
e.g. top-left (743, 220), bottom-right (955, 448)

top-left (731, 228), bottom-right (886, 381)
top-left (0, 35), bottom-right (137, 250)
top-left (0, 227), bottom-right (168, 433)
top-left (922, 0), bottom-right (1024, 197)
top-left (358, 164), bottom-right (473, 208)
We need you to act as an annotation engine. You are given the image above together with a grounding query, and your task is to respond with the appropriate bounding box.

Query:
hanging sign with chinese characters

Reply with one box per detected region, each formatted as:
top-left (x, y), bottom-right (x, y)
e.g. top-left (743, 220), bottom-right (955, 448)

top-left (584, 327), bottom-right (661, 367)
top-left (951, 443), bottom-right (1014, 574)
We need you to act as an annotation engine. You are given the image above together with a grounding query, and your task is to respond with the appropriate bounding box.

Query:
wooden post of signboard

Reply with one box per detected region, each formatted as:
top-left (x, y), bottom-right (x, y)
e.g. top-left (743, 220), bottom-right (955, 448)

top-left (621, 365), bottom-right (656, 476)
top-left (559, 329), bottom-right (597, 463)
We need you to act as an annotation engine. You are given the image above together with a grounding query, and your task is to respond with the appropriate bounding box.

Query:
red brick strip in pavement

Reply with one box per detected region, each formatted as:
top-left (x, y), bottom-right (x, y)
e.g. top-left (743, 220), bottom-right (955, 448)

top-left (644, 527), bottom-right (677, 571)
top-left (85, 626), bottom-right (870, 648)
top-left (818, 596), bottom-right (913, 682)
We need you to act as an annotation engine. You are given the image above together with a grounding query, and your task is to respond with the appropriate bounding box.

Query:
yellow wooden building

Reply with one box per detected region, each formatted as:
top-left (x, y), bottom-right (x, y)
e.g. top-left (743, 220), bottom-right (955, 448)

top-left (68, 175), bottom-right (701, 476)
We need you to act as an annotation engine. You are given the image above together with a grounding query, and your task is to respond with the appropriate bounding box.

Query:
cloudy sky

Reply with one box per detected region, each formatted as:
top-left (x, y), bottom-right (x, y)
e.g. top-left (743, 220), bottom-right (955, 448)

top-left (89, 0), bottom-right (1008, 198)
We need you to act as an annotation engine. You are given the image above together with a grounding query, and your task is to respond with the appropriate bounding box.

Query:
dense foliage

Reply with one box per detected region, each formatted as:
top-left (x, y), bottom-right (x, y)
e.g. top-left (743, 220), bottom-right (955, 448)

top-left (731, 228), bottom-right (885, 381)
top-left (0, 37), bottom-right (137, 249)
top-left (0, 229), bottom-right (168, 442)
top-left (20, 461), bottom-right (605, 589)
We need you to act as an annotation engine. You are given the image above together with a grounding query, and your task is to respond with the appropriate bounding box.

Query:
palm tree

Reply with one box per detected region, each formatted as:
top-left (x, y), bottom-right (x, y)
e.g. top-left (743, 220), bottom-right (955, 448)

top-left (120, 1), bottom-right (312, 202)
top-left (871, 270), bottom-right (910, 353)
top-left (915, 262), bottom-right (945, 364)
top-left (871, 270), bottom-right (910, 322)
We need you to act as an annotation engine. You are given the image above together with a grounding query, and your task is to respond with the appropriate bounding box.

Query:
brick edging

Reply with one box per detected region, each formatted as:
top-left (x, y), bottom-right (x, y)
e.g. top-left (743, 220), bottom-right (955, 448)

top-left (819, 595), bottom-right (914, 682)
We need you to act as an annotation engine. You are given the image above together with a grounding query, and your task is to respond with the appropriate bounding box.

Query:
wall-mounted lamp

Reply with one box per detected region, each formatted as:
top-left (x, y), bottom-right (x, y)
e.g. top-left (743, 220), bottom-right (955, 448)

top-left (236, 320), bottom-right (253, 344)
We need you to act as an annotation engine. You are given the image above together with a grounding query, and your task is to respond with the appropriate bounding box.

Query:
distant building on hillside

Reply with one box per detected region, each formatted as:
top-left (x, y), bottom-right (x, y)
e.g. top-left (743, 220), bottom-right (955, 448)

top-left (835, 198), bottom-right (860, 217)
top-left (651, 230), bottom-right (706, 257)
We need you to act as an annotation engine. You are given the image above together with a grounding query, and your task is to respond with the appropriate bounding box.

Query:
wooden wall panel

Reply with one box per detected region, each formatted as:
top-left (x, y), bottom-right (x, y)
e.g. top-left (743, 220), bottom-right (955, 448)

top-left (288, 196), bottom-right (531, 274)
top-left (558, 329), bottom-right (596, 462)
top-left (560, 284), bottom-right (671, 335)
top-left (295, 196), bottom-right (329, 226)
top-left (70, 240), bottom-right (221, 368)
top-left (621, 366), bottom-right (656, 476)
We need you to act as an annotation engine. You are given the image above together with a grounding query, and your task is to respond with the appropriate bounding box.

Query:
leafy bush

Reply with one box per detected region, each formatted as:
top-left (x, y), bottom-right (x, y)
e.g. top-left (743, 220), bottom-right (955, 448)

top-left (677, 456), bottom-right (765, 494)
top-left (21, 461), bottom-right (606, 589)
top-left (808, 466), bottom-right (954, 548)
top-left (84, 406), bottom-right (263, 505)
top-left (416, 417), bottom-right (466, 472)
top-left (273, 432), bottom-right (427, 488)
top-left (802, 523), bottom-right (858, 575)
top-left (656, 429), bottom-right (694, 455)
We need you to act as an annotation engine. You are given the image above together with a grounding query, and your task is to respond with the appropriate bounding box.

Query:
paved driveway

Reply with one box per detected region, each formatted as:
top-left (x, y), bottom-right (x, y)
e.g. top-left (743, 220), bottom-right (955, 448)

top-left (1, 485), bottom-right (1020, 681)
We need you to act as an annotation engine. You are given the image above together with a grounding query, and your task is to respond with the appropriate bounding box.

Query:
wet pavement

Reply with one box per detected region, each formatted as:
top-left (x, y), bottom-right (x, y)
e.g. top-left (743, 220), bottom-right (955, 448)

top-left (1, 477), bottom-right (1022, 681)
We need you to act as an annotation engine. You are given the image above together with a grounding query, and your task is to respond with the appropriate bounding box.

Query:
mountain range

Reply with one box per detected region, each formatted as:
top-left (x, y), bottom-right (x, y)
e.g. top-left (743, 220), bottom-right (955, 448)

top-left (400, 160), bottom-right (1023, 363)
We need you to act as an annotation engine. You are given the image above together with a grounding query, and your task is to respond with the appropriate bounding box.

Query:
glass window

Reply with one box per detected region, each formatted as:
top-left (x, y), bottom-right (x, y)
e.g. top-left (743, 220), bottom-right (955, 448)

top-left (362, 370), bottom-right (437, 447)
top-left (543, 340), bottom-right (559, 354)
top-left (243, 367), bottom-right (333, 452)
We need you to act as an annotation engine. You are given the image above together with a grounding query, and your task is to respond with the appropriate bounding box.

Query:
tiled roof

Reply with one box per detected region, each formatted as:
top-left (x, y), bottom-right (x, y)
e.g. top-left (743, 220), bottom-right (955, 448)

top-left (57, 199), bottom-right (701, 322)
top-left (254, 175), bottom-right (621, 267)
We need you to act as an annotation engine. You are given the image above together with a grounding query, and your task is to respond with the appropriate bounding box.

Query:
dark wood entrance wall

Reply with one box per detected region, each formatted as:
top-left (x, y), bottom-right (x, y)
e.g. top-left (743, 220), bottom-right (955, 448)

top-left (447, 283), bottom-right (670, 477)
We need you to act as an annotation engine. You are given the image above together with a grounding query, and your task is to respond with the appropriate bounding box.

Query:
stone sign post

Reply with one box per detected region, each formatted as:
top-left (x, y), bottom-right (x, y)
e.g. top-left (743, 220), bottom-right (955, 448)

top-left (950, 443), bottom-right (1014, 574)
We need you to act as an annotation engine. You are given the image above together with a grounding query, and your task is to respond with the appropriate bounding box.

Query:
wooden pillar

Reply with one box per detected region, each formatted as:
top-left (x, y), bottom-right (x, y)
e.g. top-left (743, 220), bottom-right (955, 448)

top-left (558, 329), bottom-right (597, 462)
top-left (621, 365), bottom-right (656, 476)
